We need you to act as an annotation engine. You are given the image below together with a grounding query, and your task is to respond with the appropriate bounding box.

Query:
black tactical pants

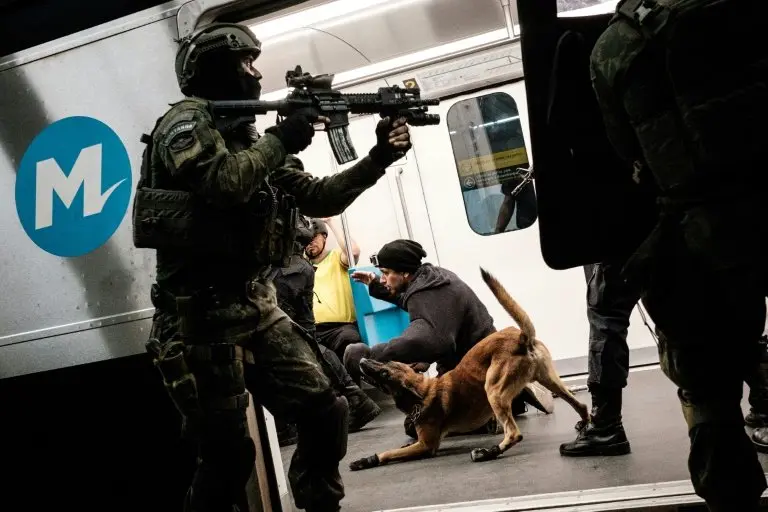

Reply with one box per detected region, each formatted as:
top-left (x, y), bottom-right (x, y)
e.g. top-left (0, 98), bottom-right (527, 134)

top-left (641, 260), bottom-right (767, 510)
top-left (583, 263), bottom-right (640, 391)
top-left (152, 304), bottom-right (348, 512)
top-left (319, 343), bottom-right (357, 389)
top-left (316, 322), bottom-right (363, 361)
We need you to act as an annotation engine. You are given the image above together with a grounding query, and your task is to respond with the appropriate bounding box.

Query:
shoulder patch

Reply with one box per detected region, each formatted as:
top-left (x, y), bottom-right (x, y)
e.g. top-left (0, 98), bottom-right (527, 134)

top-left (164, 121), bottom-right (197, 152)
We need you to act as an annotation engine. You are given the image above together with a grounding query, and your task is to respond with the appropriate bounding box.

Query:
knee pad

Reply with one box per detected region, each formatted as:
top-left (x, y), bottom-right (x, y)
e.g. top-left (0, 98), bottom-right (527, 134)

top-left (343, 343), bottom-right (371, 378)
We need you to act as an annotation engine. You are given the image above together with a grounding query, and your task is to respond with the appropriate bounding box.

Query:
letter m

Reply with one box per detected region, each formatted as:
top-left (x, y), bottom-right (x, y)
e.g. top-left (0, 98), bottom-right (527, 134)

top-left (35, 144), bottom-right (126, 230)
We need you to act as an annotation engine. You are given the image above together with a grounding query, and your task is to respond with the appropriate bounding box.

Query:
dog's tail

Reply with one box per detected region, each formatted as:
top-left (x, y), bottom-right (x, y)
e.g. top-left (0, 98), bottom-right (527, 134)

top-left (480, 267), bottom-right (536, 353)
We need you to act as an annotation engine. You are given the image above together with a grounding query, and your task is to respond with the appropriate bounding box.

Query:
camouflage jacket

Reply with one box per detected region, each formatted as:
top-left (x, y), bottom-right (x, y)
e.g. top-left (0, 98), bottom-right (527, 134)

top-left (148, 96), bottom-right (391, 292)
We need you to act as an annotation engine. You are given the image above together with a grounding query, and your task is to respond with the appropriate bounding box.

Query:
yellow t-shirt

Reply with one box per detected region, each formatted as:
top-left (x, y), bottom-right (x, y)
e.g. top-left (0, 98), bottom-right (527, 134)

top-left (313, 248), bottom-right (356, 324)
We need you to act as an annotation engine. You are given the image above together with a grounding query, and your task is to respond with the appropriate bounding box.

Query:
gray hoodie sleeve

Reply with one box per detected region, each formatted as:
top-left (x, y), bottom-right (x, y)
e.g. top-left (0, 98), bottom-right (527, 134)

top-left (368, 288), bottom-right (456, 364)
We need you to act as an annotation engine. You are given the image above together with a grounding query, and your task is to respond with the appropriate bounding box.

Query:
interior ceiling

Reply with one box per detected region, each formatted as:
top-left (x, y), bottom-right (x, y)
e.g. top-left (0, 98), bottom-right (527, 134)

top-left (249, 0), bottom-right (615, 94)
top-left (252, 0), bottom-right (507, 93)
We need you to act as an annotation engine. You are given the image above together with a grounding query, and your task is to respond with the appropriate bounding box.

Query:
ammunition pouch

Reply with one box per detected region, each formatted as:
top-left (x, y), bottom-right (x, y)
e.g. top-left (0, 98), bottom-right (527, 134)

top-left (133, 186), bottom-right (276, 254)
top-left (147, 329), bottom-right (256, 439)
top-left (255, 190), bottom-right (298, 269)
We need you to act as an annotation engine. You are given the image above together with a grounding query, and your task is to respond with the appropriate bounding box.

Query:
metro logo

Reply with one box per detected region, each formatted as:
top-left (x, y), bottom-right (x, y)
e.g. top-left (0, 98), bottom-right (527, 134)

top-left (15, 116), bottom-right (132, 258)
top-left (35, 144), bottom-right (127, 230)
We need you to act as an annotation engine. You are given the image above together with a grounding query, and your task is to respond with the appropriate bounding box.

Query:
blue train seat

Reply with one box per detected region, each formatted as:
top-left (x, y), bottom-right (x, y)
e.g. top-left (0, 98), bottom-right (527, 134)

top-left (348, 265), bottom-right (410, 347)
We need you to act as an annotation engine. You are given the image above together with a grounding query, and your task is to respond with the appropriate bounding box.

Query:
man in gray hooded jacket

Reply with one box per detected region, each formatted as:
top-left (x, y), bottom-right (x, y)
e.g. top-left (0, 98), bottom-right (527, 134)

top-left (344, 239), bottom-right (552, 438)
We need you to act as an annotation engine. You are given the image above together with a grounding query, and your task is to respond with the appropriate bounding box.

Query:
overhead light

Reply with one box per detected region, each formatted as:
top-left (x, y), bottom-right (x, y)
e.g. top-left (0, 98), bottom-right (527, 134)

top-left (259, 28), bottom-right (509, 100)
top-left (558, 1), bottom-right (618, 17)
top-left (249, 0), bottom-right (390, 41)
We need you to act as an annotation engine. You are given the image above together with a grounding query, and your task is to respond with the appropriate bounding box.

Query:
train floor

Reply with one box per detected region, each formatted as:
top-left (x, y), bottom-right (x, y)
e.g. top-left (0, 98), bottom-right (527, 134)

top-left (279, 367), bottom-right (768, 512)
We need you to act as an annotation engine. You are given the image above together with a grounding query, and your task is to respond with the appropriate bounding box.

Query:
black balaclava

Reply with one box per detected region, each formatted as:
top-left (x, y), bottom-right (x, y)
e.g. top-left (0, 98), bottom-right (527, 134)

top-left (192, 50), bottom-right (261, 101)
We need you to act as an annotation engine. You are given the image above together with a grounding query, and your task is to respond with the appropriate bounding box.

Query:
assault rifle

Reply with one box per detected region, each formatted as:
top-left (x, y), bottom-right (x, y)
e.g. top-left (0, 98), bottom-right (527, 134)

top-left (210, 65), bottom-right (441, 165)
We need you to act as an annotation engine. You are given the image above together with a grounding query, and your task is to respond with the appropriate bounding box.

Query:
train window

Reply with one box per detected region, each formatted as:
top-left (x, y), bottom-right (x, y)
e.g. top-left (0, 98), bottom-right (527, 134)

top-left (446, 92), bottom-right (537, 236)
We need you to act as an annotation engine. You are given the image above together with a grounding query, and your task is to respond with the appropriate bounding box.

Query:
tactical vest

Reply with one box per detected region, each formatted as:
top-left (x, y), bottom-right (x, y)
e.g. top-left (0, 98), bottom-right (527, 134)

top-left (131, 99), bottom-right (297, 269)
top-left (611, 0), bottom-right (768, 198)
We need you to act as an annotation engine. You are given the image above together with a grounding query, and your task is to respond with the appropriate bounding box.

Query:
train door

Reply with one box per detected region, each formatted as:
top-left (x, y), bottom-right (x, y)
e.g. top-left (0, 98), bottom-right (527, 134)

top-left (407, 82), bottom-right (657, 363)
top-left (255, 111), bottom-right (440, 267)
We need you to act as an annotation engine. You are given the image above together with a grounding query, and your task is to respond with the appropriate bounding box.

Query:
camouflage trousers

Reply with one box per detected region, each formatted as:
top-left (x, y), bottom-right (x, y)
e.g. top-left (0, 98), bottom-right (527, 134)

top-left (149, 285), bottom-right (348, 512)
top-left (640, 257), bottom-right (767, 511)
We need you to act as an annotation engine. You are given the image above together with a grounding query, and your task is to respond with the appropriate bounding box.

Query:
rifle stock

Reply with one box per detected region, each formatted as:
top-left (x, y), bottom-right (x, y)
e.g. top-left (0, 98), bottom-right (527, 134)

top-left (209, 65), bottom-right (441, 165)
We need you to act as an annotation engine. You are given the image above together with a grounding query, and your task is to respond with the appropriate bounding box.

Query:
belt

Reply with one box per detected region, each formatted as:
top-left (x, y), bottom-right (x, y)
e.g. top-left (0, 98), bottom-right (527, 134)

top-left (151, 283), bottom-right (262, 341)
top-left (151, 283), bottom-right (244, 314)
top-left (188, 343), bottom-right (255, 365)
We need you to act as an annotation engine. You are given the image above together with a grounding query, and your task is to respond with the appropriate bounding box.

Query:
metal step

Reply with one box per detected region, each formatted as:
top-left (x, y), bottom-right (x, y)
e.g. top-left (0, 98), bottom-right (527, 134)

top-left (374, 479), bottom-right (768, 512)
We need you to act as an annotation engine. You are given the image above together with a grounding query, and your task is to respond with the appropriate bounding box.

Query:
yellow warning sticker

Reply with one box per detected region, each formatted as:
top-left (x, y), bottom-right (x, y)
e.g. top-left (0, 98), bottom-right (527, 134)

top-left (456, 147), bottom-right (529, 177)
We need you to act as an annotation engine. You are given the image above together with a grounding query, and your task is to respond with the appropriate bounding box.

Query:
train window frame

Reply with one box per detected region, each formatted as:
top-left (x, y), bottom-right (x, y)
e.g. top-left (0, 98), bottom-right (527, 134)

top-left (446, 91), bottom-right (538, 237)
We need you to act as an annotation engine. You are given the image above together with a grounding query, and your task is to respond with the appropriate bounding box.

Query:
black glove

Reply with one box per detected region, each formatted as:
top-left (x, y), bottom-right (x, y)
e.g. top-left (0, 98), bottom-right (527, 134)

top-left (265, 113), bottom-right (315, 154)
top-left (369, 117), bottom-right (410, 166)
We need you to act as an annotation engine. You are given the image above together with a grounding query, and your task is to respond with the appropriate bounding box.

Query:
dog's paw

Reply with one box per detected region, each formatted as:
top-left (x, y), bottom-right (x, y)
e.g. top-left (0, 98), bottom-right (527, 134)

top-left (349, 454), bottom-right (380, 471)
top-left (470, 445), bottom-right (502, 462)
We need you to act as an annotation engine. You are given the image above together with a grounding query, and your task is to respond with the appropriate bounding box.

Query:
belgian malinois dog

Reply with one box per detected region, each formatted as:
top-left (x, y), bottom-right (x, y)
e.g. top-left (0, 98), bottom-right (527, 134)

top-left (349, 268), bottom-right (589, 471)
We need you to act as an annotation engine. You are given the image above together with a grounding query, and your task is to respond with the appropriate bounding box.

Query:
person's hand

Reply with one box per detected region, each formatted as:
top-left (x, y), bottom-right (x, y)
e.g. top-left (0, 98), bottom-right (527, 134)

top-left (350, 271), bottom-right (376, 285)
top-left (265, 112), bottom-right (323, 154)
top-left (369, 116), bottom-right (411, 165)
top-left (380, 117), bottom-right (411, 151)
top-left (409, 362), bottom-right (431, 373)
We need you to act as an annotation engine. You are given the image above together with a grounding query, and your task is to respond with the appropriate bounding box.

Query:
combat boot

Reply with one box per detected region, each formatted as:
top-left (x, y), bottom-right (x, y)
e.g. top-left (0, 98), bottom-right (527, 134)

top-left (745, 335), bottom-right (768, 428)
top-left (560, 385), bottom-right (631, 456)
top-left (745, 401), bottom-right (768, 428)
top-left (344, 385), bottom-right (381, 432)
top-left (752, 427), bottom-right (768, 453)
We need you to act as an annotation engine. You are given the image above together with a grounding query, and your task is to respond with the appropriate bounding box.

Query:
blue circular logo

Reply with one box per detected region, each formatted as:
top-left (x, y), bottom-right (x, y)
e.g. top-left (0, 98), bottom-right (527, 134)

top-left (15, 116), bottom-right (132, 258)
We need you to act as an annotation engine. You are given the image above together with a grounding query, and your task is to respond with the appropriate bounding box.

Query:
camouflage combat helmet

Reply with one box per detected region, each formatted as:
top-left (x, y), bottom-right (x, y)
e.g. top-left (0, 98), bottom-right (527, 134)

top-left (295, 215), bottom-right (315, 247)
top-left (175, 22), bottom-right (262, 95)
top-left (310, 219), bottom-right (329, 238)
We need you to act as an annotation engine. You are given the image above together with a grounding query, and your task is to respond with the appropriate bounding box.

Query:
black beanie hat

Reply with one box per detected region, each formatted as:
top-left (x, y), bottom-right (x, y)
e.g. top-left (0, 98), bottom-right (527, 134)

top-left (372, 239), bottom-right (427, 273)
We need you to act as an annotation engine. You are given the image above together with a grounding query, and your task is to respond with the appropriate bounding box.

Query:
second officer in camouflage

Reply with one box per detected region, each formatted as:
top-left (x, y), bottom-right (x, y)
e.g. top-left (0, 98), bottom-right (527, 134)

top-left (132, 22), bottom-right (411, 512)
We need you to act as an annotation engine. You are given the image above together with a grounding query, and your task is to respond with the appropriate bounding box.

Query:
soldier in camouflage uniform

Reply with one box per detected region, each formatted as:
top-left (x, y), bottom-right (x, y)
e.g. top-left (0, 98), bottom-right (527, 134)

top-left (132, 23), bottom-right (411, 512)
top-left (589, 0), bottom-right (768, 509)
top-left (273, 215), bottom-right (381, 446)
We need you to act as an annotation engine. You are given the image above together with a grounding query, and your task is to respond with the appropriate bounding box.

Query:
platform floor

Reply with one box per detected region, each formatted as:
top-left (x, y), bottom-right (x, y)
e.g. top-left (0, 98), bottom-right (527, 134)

top-left (279, 367), bottom-right (768, 512)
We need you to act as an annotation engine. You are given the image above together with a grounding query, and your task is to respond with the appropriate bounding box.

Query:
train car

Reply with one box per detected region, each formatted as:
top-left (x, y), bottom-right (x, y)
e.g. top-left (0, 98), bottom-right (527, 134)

top-left (1, 0), bottom-right (766, 511)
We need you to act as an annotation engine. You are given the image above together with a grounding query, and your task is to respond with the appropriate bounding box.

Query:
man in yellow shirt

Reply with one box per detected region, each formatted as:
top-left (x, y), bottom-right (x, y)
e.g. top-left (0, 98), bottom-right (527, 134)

top-left (306, 217), bottom-right (364, 361)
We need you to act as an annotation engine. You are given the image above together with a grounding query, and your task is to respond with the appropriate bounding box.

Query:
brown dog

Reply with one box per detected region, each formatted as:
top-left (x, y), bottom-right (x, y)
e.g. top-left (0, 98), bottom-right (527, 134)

top-left (349, 267), bottom-right (590, 471)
